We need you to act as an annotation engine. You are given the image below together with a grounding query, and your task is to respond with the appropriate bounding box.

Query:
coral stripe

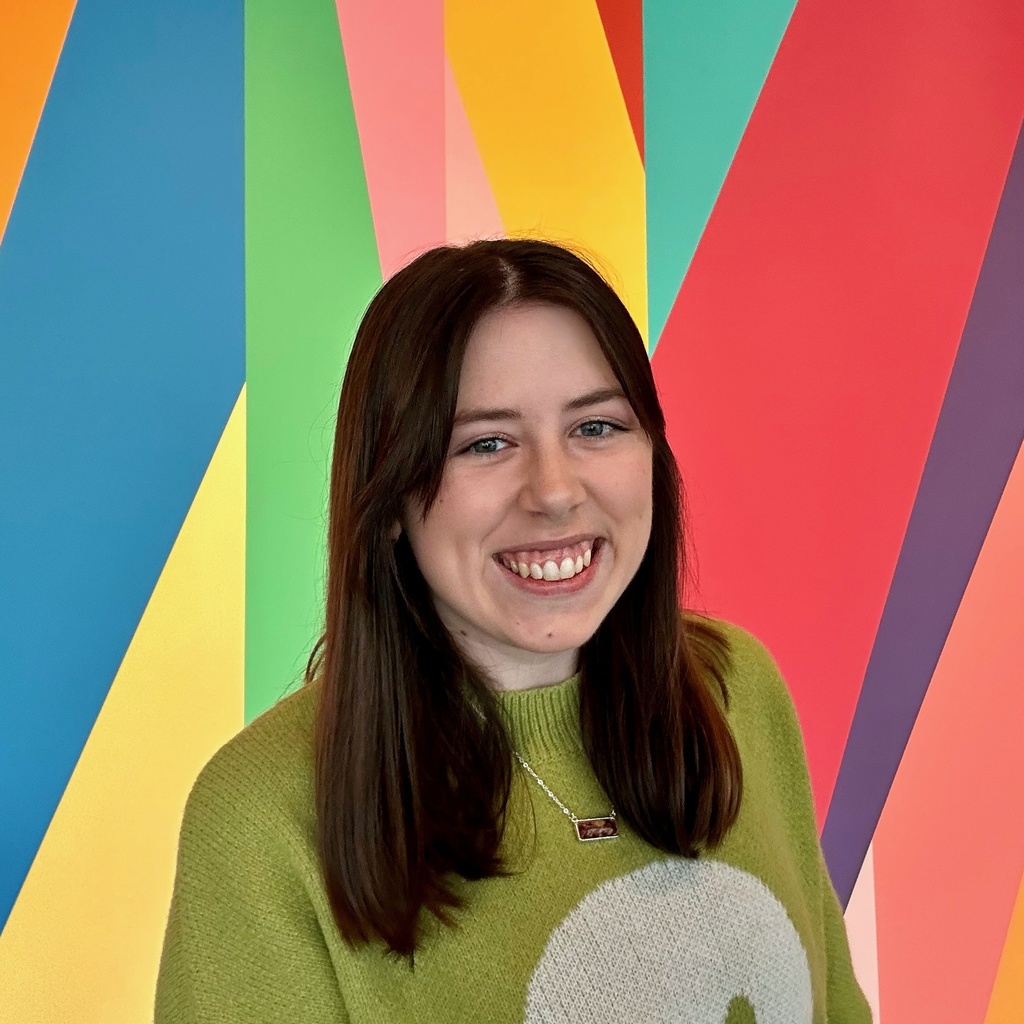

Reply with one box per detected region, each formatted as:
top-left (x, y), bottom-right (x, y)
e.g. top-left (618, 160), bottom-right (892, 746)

top-left (447, 0), bottom-right (647, 340)
top-left (874, 441), bottom-right (1024, 1024)
top-left (0, 389), bottom-right (244, 1023)
top-left (985, 870), bottom-right (1024, 1024)
top-left (0, 1), bottom-right (76, 245)
top-left (652, 0), bottom-right (1024, 823)
top-left (335, 0), bottom-right (445, 277)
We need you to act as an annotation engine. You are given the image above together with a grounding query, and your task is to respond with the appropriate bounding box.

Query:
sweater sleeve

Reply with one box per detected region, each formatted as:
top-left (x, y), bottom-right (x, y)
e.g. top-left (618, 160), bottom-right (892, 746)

top-left (779, 675), bottom-right (872, 1023)
top-left (155, 751), bottom-right (349, 1023)
top-left (728, 624), bottom-right (873, 1023)
top-left (818, 844), bottom-right (874, 1023)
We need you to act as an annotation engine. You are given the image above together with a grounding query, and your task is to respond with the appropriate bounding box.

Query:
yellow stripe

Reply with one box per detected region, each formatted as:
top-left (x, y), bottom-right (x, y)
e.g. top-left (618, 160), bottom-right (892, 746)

top-left (0, 388), bottom-right (246, 1023)
top-left (446, 0), bottom-right (647, 342)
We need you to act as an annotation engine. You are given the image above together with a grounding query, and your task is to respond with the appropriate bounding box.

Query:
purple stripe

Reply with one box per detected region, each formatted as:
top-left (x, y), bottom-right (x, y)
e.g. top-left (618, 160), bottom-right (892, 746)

top-left (822, 119), bottom-right (1024, 906)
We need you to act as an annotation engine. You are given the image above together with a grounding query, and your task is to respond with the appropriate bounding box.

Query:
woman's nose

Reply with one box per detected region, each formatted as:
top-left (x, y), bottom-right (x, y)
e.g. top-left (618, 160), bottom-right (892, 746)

top-left (522, 441), bottom-right (586, 517)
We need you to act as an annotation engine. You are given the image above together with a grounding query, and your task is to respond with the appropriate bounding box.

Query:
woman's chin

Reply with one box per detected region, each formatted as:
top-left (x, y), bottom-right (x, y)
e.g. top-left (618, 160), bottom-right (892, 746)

top-left (500, 619), bottom-right (598, 658)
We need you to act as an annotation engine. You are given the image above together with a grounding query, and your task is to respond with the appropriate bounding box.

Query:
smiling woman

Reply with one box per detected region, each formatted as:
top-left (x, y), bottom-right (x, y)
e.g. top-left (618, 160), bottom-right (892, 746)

top-left (405, 301), bottom-right (654, 688)
top-left (155, 240), bottom-right (870, 1023)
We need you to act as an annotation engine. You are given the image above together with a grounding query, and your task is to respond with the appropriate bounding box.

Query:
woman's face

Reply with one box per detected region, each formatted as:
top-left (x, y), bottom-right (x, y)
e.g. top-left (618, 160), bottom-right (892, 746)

top-left (403, 302), bottom-right (653, 690)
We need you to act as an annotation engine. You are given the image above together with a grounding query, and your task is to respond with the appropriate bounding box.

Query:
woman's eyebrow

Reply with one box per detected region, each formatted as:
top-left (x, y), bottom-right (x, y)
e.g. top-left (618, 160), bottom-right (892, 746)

top-left (452, 387), bottom-right (628, 427)
top-left (564, 386), bottom-right (627, 412)
top-left (452, 406), bottom-right (520, 427)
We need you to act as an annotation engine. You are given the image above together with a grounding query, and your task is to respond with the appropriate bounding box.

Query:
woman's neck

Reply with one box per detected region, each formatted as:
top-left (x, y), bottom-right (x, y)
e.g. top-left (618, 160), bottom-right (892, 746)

top-left (463, 641), bottom-right (579, 693)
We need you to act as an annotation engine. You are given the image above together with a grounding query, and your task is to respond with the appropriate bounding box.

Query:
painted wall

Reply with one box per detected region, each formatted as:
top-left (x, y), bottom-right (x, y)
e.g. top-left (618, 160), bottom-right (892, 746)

top-left (1, 1), bottom-right (1023, 1020)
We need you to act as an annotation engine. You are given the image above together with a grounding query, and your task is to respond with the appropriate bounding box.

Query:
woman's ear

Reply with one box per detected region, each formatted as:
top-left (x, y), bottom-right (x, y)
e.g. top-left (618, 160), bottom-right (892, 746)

top-left (389, 519), bottom-right (402, 541)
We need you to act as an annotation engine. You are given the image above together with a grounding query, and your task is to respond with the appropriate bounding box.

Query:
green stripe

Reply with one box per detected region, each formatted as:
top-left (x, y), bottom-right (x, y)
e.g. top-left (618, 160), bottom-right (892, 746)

top-left (245, 0), bottom-right (381, 720)
top-left (645, 0), bottom-right (795, 351)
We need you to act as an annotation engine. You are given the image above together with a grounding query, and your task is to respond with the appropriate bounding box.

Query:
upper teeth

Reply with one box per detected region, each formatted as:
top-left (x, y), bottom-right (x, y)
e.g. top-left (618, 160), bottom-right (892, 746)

top-left (501, 542), bottom-right (594, 581)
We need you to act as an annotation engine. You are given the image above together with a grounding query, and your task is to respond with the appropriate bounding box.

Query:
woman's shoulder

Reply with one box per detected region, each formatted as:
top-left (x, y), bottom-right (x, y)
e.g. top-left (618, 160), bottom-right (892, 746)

top-left (688, 614), bottom-right (806, 751)
top-left (182, 681), bottom-right (320, 840)
top-left (694, 616), bottom-right (822, 845)
top-left (687, 614), bottom-right (788, 694)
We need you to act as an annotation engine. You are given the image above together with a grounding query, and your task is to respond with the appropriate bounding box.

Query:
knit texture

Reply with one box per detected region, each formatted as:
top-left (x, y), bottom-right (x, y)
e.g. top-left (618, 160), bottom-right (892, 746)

top-left (155, 622), bottom-right (871, 1022)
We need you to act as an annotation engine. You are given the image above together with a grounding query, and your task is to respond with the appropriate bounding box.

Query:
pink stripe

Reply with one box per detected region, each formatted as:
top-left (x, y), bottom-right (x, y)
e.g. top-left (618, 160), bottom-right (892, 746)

top-left (445, 57), bottom-right (504, 242)
top-left (874, 441), bottom-right (1024, 1023)
top-left (844, 844), bottom-right (882, 1021)
top-left (335, 0), bottom-right (445, 278)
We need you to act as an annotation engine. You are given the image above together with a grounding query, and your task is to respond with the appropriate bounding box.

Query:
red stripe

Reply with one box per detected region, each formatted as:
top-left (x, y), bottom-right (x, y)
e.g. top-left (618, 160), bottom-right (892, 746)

top-left (595, 0), bottom-right (644, 161)
top-left (652, 0), bottom-right (1024, 821)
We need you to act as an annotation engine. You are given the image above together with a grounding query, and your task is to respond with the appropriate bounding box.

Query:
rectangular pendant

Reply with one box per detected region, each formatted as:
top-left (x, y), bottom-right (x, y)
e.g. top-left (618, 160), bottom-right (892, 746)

top-left (575, 817), bottom-right (618, 841)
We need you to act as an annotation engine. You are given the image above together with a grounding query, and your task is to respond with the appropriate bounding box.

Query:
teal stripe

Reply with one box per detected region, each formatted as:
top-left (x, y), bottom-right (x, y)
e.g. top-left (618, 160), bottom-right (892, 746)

top-left (645, 0), bottom-right (795, 350)
top-left (245, 0), bottom-right (381, 720)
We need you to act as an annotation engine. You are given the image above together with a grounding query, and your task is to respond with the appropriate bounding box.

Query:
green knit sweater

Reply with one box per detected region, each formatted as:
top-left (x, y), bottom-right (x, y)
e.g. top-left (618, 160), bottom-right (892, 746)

top-left (155, 622), bottom-right (870, 1023)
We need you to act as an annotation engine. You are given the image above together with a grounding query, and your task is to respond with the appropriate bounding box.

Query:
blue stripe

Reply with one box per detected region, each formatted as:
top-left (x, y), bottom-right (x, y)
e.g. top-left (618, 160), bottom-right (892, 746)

top-left (0, 0), bottom-right (243, 926)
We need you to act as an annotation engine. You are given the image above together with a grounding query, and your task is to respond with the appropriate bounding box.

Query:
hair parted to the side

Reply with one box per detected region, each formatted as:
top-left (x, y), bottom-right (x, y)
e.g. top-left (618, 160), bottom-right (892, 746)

top-left (307, 238), bottom-right (743, 959)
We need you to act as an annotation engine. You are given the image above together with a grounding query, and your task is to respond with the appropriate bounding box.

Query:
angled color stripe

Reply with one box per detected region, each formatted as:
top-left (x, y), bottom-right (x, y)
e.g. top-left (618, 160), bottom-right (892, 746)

top-left (824, 119), bottom-right (1024, 902)
top-left (843, 844), bottom-right (881, 1023)
top-left (644, 0), bottom-right (795, 349)
top-left (446, 0), bottom-right (647, 339)
top-left (652, 1), bottom-right (1024, 826)
top-left (0, 0), bottom-right (243, 929)
top-left (444, 58), bottom-right (504, 243)
top-left (334, 0), bottom-right (445, 277)
top-left (245, 0), bottom-right (381, 721)
top-left (985, 869), bottom-right (1024, 1024)
top-left (0, 388), bottom-right (244, 1024)
top-left (595, 0), bottom-right (644, 161)
top-left (873, 440), bottom-right (1024, 1024)
top-left (0, 1), bottom-right (77, 244)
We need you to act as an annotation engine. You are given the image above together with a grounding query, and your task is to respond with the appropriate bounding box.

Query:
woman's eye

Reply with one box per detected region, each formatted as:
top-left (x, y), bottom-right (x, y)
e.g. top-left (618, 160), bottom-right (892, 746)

top-left (465, 437), bottom-right (507, 455)
top-left (577, 420), bottom-right (620, 438)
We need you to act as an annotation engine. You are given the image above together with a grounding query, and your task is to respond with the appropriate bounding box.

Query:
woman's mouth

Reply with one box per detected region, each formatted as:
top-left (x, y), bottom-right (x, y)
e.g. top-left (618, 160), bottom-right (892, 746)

top-left (493, 538), bottom-right (603, 586)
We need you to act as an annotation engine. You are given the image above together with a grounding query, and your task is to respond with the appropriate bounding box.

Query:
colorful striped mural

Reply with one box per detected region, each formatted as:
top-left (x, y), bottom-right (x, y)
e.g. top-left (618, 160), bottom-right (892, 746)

top-left (1, 1), bottom-right (1022, 1020)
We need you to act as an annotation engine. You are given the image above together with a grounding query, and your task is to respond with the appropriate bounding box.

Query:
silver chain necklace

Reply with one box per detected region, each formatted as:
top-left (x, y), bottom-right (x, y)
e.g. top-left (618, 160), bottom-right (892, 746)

top-left (513, 751), bottom-right (618, 842)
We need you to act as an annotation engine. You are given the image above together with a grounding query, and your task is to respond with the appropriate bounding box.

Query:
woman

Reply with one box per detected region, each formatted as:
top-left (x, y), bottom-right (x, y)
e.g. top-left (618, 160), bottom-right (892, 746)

top-left (156, 239), bottom-right (870, 1022)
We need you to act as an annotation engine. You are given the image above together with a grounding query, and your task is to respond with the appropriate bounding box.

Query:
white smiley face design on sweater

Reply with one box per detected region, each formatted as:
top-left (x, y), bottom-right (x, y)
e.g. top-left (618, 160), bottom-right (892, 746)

top-left (524, 859), bottom-right (813, 1024)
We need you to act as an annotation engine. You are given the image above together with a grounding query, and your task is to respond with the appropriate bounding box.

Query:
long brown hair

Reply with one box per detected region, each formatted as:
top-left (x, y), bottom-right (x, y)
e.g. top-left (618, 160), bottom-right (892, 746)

top-left (308, 239), bottom-right (742, 957)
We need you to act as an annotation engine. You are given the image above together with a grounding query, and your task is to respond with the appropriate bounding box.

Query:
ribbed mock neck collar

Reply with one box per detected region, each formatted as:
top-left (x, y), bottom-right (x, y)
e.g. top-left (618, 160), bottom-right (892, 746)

top-left (496, 673), bottom-right (583, 763)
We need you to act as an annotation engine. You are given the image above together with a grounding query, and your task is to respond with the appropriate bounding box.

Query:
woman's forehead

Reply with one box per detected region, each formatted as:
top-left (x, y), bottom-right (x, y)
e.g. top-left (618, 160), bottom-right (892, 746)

top-left (457, 303), bottom-right (618, 398)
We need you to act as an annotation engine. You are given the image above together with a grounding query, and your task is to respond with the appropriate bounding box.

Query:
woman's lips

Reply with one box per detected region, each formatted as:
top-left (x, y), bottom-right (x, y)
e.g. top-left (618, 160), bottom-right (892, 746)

top-left (496, 538), bottom-right (597, 579)
top-left (495, 539), bottom-right (604, 595)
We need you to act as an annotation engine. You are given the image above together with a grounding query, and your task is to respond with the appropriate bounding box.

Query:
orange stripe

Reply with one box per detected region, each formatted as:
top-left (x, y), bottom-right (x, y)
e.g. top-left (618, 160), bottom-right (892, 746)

top-left (874, 441), bottom-right (1024, 1023)
top-left (985, 869), bottom-right (1024, 1023)
top-left (0, 2), bottom-right (77, 245)
top-left (446, 0), bottom-right (646, 339)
